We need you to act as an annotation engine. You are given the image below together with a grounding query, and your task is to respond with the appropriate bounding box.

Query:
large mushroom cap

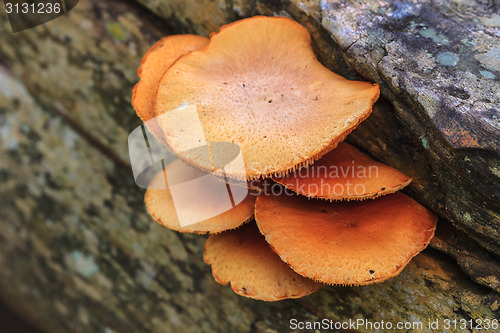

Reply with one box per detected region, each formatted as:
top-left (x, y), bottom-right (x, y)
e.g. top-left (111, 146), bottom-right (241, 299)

top-left (132, 35), bottom-right (209, 141)
top-left (145, 159), bottom-right (255, 234)
top-left (273, 142), bottom-right (412, 201)
top-left (203, 223), bottom-right (323, 301)
top-left (155, 16), bottom-right (380, 180)
top-left (255, 192), bottom-right (437, 285)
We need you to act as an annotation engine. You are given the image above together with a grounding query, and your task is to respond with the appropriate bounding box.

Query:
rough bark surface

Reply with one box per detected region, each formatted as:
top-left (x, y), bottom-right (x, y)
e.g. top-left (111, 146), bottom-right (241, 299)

top-left (0, 1), bottom-right (498, 332)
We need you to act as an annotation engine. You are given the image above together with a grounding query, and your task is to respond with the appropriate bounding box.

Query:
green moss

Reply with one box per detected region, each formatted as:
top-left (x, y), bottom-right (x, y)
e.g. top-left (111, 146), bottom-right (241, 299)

top-left (106, 22), bottom-right (128, 41)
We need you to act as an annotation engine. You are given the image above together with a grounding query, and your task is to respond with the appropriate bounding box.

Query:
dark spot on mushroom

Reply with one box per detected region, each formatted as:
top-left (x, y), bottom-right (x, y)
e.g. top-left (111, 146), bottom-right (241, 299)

top-left (369, 270), bottom-right (375, 274)
top-left (381, 187), bottom-right (386, 190)
top-left (242, 83), bottom-right (245, 87)
top-left (242, 287), bottom-right (247, 293)
top-left (268, 100), bottom-right (272, 103)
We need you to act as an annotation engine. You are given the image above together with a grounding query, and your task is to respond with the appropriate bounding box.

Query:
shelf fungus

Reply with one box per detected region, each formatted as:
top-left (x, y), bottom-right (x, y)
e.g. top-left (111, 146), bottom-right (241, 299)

top-left (153, 16), bottom-right (380, 180)
top-left (132, 16), bottom-right (437, 301)
top-left (145, 159), bottom-right (255, 234)
top-left (204, 223), bottom-right (322, 301)
top-left (255, 192), bottom-right (437, 286)
top-left (132, 35), bottom-right (209, 143)
top-left (273, 142), bottom-right (413, 201)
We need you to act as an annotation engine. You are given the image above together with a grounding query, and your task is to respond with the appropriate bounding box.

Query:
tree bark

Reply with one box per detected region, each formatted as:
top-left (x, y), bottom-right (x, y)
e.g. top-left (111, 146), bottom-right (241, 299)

top-left (0, 1), bottom-right (498, 332)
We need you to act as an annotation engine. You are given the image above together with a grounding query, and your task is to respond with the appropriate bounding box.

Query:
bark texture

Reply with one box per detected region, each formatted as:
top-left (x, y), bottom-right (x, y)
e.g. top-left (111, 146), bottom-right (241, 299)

top-left (0, 1), bottom-right (498, 332)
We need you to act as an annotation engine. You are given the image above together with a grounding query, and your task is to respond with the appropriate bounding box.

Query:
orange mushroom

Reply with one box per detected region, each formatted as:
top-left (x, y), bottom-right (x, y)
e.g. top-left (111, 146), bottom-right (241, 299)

top-left (145, 159), bottom-right (255, 234)
top-left (273, 142), bottom-right (412, 201)
top-left (154, 16), bottom-right (379, 180)
top-left (204, 223), bottom-right (323, 301)
top-left (255, 191), bottom-right (437, 285)
top-left (132, 18), bottom-right (437, 302)
top-left (132, 35), bottom-right (209, 142)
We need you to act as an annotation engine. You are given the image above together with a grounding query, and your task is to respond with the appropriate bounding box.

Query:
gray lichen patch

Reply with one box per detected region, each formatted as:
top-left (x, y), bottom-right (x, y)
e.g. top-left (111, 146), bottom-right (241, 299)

top-left (419, 27), bottom-right (449, 45)
top-left (475, 47), bottom-right (500, 72)
top-left (436, 52), bottom-right (459, 66)
top-left (320, 0), bottom-right (499, 151)
top-left (480, 70), bottom-right (496, 79)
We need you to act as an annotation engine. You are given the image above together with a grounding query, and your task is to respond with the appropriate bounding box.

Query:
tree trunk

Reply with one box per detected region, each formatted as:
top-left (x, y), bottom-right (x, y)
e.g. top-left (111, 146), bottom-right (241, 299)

top-left (0, 1), bottom-right (498, 332)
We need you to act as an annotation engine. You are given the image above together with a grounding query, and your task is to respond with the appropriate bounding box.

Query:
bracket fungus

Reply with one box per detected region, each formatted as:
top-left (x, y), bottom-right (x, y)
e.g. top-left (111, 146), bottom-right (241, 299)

top-left (145, 159), bottom-right (255, 234)
top-left (132, 16), bottom-right (438, 301)
top-left (254, 192), bottom-right (437, 285)
top-left (132, 35), bottom-right (209, 143)
top-left (154, 16), bottom-right (380, 180)
top-left (273, 142), bottom-right (413, 201)
top-left (204, 223), bottom-right (322, 301)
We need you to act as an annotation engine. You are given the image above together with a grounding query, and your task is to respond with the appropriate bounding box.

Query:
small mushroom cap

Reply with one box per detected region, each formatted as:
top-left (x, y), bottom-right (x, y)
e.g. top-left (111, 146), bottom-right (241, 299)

top-left (203, 223), bottom-right (323, 301)
top-left (132, 35), bottom-right (209, 141)
top-left (155, 16), bottom-right (379, 180)
top-left (255, 191), bottom-right (437, 285)
top-left (145, 159), bottom-right (255, 234)
top-left (273, 142), bottom-right (412, 201)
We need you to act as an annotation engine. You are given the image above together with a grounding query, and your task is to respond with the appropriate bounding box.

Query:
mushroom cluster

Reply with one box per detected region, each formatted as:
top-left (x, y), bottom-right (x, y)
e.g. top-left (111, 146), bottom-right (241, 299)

top-left (132, 16), bottom-right (437, 301)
